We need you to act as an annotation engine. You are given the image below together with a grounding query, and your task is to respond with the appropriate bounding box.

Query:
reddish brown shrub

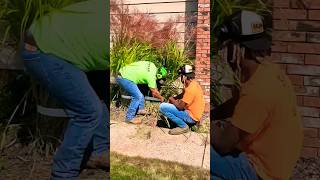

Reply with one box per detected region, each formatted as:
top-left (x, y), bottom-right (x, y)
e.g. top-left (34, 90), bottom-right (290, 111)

top-left (110, 0), bottom-right (185, 49)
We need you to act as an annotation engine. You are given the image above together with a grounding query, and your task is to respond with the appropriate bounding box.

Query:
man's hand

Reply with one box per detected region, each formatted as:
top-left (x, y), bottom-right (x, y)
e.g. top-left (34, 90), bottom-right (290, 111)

top-left (168, 96), bottom-right (175, 104)
top-left (169, 97), bottom-right (186, 110)
top-left (211, 120), bottom-right (249, 155)
top-left (150, 88), bottom-right (164, 102)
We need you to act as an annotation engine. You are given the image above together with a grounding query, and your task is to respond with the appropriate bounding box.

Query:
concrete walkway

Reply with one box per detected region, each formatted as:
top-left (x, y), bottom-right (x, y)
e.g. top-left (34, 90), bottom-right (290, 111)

top-left (110, 120), bottom-right (210, 170)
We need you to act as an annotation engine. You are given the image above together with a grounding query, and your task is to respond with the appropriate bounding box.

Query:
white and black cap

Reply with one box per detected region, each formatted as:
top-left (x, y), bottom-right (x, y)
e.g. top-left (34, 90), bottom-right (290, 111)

top-left (178, 64), bottom-right (195, 76)
top-left (218, 10), bottom-right (271, 50)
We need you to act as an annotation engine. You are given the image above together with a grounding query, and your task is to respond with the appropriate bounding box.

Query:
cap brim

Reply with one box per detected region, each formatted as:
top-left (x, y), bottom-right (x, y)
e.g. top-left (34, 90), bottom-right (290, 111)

top-left (241, 36), bottom-right (271, 50)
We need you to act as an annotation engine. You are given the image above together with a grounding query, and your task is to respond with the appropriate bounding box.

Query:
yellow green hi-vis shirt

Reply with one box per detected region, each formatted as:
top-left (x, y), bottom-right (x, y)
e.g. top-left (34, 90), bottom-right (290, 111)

top-left (30, 0), bottom-right (108, 72)
top-left (119, 61), bottom-right (158, 89)
top-left (231, 61), bottom-right (303, 180)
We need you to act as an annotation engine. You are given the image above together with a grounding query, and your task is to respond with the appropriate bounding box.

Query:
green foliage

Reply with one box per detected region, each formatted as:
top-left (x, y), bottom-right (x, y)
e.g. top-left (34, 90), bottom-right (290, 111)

top-left (157, 41), bottom-right (192, 81)
top-left (110, 40), bottom-right (158, 74)
top-left (0, 0), bottom-right (84, 48)
top-left (110, 39), bottom-right (192, 99)
top-left (110, 40), bottom-right (191, 78)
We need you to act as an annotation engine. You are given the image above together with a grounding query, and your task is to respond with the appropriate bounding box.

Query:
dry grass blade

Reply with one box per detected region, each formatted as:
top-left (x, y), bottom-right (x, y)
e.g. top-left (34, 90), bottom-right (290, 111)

top-left (201, 134), bottom-right (208, 168)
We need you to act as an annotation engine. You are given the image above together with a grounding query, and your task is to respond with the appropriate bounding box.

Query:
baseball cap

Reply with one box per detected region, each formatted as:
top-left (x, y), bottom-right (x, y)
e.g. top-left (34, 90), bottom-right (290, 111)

top-left (178, 64), bottom-right (194, 75)
top-left (218, 10), bottom-right (271, 50)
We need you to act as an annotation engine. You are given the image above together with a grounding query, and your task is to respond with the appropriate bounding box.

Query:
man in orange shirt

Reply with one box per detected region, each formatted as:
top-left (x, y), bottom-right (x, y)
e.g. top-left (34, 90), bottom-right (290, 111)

top-left (160, 65), bottom-right (205, 135)
top-left (211, 11), bottom-right (303, 180)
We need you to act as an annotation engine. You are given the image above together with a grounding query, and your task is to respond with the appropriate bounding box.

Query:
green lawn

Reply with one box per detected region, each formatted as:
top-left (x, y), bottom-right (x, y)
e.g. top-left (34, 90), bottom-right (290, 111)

top-left (110, 152), bottom-right (210, 180)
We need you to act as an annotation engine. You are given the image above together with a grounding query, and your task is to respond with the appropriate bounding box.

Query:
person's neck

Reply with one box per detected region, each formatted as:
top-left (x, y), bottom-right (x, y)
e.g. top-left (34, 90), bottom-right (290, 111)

top-left (185, 79), bottom-right (192, 87)
top-left (240, 58), bottom-right (260, 83)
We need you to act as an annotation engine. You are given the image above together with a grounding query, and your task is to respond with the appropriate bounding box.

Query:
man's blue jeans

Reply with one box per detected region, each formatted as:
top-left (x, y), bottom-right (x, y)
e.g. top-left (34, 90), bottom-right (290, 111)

top-left (211, 146), bottom-right (259, 180)
top-left (159, 103), bottom-right (195, 128)
top-left (21, 48), bottom-right (109, 179)
top-left (116, 77), bottom-right (144, 121)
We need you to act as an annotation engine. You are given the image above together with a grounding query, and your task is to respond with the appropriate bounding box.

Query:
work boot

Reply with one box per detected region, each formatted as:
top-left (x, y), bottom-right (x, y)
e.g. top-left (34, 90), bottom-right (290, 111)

top-left (137, 109), bottom-right (149, 116)
top-left (127, 117), bottom-right (142, 125)
top-left (168, 126), bottom-right (189, 135)
top-left (86, 152), bottom-right (109, 171)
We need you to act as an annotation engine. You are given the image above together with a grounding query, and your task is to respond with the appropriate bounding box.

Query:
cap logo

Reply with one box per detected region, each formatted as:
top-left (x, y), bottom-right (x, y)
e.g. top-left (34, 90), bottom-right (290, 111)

top-left (251, 23), bottom-right (263, 33)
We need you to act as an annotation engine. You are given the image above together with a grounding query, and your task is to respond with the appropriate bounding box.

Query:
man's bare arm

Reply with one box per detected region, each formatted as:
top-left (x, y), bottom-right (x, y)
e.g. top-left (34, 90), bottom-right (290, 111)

top-left (150, 88), bottom-right (164, 102)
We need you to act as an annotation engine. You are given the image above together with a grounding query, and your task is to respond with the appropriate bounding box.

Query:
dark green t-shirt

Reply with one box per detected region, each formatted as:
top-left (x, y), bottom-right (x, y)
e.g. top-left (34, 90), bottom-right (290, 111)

top-left (30, 0), bottom-right (108, 71)
top-left (119, 61), bottom-right (158, 88)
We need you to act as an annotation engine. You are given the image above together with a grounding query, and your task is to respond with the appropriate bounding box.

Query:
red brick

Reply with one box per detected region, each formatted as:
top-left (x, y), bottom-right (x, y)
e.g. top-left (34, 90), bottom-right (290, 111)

top-left (304, 97), bottom-right (320, 108)
top-left (307, 32), bottom-right (320, 43)
top-left (305, 54), bottom-right (320, 65)
top-left (299, 106), bottom-right (320, 118)
top-left (274, 0), bottom-right (290, 7)
top-left (278, 64), bottom-right (287, 72)
top-left (304, 128), bottom-right (319, 138)
top-left (294, 86), bottom-right (320, 97)
top-left (300, 0), bottom-right (320, 9)
top-left (318, 148), bottom-right (320, 157)
top-left (293, 21), bottom-right (320, 32)
top-left (272, 41), bottom-right (288, 52)
top-left (297, 96), bottom-right (304, 106)
top-left (272, 53), bottom-right (304, 64)
top-left (289, 75), bottom-right (304, 85)
top-left (304, 76), bottom-right (320, 87)
top-left (308, 10), bottom-right (320, 20)
top-left (273, 31), bottom-right (306, 42)
top-left (301, 147), bottom-right (318, 158)
top-left (273, 8), bottom-right (307, 20)
top-left (273, 20), bottom-right (290, 30)
top-left (304, 137), bottom-right (320, 148)
top-left (287, 64), bottom-right (320, 76)
top-left (290, 0), bottom-right (307, 9)
top-left (303, 117), bottom-right (320, 128)
top-left (288, 43), bottom-right (320, 54)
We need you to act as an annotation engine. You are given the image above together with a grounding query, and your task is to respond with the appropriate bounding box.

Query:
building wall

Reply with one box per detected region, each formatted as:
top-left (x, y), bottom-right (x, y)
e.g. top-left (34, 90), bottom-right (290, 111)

top-left (195, 0), bottom-right (210, 112)
top-left (273, 0), bottom-right (320, 157)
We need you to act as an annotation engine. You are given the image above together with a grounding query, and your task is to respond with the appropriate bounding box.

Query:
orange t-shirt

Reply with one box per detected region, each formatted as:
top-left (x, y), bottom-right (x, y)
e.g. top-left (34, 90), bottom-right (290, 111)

top-left (182, 80), bottom-right (205, 121)
top-left (231, 61), bottom-right (303, 180)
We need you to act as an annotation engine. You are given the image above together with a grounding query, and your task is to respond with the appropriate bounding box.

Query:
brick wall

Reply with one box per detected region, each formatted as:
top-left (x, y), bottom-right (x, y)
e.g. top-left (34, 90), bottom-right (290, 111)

top-left (273, 0), bottom-right (320, 158)
top-left (195, 0), bottom-right (210, 112)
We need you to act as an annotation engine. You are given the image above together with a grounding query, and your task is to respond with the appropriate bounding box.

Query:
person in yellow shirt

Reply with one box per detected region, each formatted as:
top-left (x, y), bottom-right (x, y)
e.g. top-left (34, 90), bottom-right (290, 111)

top-left (160, 65), bottom-right (205, 135)
top-left (211, 10), bottom-right (303, 180)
